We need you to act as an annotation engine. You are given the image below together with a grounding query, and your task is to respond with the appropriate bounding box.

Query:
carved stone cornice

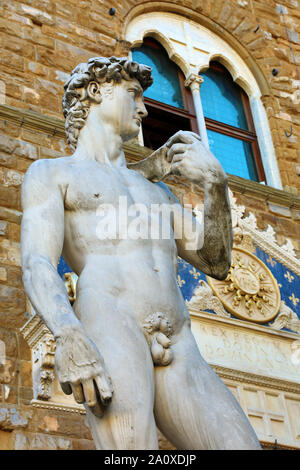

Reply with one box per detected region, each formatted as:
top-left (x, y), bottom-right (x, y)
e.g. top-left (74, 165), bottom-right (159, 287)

top-left (0, 104), bottom-right (299, 210)
top-left (0, 104), bottom-right (151, 161)
top-left (190, 310), bottom-right (300, 341)
top-left (211, 364), bottom-right (300, 395)
top-left (30, 400), bottom-right (86, 415)
top-left (260, 440), bottom-right (298, 451)
top-left (228, 174), bottom-right (300, 210)
top-left (0, 104), bottom-right (65, 137)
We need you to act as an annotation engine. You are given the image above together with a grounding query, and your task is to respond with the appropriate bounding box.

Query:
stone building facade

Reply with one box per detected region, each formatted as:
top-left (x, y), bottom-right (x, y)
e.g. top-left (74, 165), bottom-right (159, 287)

top-left (0, 0), bottom-right (300, 450)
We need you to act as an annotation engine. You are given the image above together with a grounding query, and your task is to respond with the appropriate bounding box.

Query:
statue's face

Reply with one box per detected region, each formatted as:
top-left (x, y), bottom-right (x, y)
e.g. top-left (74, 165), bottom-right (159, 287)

top-left (96, 78), bottom-right (148, 141)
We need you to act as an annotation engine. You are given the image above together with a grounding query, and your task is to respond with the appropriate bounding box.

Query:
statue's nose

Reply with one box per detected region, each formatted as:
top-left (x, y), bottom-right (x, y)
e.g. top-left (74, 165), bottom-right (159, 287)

top-left (137, 101), bottom-right (148, 119)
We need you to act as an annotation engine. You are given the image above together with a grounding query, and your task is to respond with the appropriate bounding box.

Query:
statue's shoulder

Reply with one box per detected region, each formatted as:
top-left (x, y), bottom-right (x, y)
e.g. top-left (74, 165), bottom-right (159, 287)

top-left (24, 156), bottom-right (73, 187)
top-left (22, 156), bottom-right (74, 209)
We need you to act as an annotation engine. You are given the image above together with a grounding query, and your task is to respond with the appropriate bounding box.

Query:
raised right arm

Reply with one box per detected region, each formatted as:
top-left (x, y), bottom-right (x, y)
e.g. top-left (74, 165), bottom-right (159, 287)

top-left (21, 159), bottom-right (113, 413)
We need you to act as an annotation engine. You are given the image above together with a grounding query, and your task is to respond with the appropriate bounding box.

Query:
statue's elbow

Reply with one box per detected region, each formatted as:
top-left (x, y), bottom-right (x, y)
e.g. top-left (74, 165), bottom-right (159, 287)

top-left (22, 254), bottom-right (52, 287)
top-left (22, 256), bottom-right (35, 290)
top-left (211, 259), bottom-right (231, 281)
top-left (213, 269), bottom-right (228, 281)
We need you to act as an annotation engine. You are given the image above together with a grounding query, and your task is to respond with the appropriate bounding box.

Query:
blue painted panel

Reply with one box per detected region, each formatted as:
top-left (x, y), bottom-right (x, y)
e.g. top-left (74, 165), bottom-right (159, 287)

top-left (207, 129), bottom-right (258, 181)
top-left (132, 45), bottom-right (184, 109)
top-left (57, 257), bottom-right (71, 277)
top-left (255, 246), bottom-right (300, 320)
top-left (58, 249), bottom-right (300, 330)
top-left (177, 258), bottom-right (206, 301)
top-left (177, 248), bottom-right (300, 329)
top-left (201, 68), bottom-right (248, 130)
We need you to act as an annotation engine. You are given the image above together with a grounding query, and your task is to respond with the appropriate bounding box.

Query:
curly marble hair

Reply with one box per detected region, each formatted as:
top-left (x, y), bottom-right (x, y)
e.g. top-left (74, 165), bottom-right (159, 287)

top-left (62, 56), bottom-right (153, 151)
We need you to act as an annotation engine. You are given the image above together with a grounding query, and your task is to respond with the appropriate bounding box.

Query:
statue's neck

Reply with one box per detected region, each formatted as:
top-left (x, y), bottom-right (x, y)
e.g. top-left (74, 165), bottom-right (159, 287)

top-left (74, 110), bottom-right (127, 168)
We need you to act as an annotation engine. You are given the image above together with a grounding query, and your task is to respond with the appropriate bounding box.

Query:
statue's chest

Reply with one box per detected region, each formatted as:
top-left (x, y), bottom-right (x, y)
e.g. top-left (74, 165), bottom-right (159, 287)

top-left (65, 165), bottom-right (164, 212)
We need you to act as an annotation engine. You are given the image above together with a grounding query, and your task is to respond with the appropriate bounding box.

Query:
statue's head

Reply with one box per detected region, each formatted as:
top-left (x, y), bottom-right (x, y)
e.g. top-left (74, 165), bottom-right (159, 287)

top-left (62, 56), bottom-right (153, 151)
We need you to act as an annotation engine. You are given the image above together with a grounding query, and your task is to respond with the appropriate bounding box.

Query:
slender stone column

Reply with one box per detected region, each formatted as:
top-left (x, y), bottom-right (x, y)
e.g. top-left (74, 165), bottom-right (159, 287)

top-left (250, 96), bottom-right (282, 189)
top-left (185, 73), bottom-right (209, 150)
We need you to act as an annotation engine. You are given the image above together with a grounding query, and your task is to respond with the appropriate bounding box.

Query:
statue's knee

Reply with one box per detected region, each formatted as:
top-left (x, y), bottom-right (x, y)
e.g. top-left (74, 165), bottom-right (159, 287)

top-left (109, 412), bottom-right (157, 449)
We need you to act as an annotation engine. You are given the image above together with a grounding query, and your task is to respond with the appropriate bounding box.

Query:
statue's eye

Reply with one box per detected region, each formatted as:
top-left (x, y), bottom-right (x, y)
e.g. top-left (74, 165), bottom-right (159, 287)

top-left (128, 88), bottom-right (140, 98)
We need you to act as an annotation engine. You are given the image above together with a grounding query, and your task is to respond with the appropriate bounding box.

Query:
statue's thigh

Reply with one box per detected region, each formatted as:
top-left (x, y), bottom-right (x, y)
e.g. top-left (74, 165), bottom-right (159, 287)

top-left (75, 296), bottom-right (158, 449)
top-left (153, 326), bottom-right (260, 450)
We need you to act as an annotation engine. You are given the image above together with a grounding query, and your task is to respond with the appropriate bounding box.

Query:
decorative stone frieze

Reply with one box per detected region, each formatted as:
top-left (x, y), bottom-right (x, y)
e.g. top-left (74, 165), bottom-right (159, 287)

top-left (228, 190), bottom-right (300, 275)
top-left (21, 315), bottom-right (56, 401)
top-left (187, 280), bottom-right (231, 317)
top-left (193, 191), bottom-right (300, 328)
top-left (269, 301), bottom-right (300, 334)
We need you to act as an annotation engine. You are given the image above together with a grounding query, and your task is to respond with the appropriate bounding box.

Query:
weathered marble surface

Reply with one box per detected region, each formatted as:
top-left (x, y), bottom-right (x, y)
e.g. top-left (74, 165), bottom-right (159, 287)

top-left (21, 57), bottom-right (260, 449)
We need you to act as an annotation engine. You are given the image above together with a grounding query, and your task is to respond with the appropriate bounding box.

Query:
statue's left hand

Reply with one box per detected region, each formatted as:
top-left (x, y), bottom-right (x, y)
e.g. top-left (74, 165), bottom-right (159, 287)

top-left (166, 131), bottom-right (226, 186)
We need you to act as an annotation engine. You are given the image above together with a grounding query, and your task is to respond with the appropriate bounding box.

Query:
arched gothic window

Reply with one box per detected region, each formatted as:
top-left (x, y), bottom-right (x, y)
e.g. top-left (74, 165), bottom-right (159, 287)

top-left (132, 38), bottom-right (197, 149)
top-left (132, 42), bottom-right (265, 182)
top-left (201, 62), bottom-right (265, 182)
top-left (126, 12), bottom-right (282, 188)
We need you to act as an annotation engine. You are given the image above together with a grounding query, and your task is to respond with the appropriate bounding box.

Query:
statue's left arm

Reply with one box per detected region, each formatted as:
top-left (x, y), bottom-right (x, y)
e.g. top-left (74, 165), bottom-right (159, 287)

top-left (165, 131), bottom-right (233, 280)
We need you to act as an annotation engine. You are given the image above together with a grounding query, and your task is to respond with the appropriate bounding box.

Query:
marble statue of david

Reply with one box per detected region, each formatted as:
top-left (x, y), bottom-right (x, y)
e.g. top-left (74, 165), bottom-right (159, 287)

top-left (21, 57), bottom-right (260, 450)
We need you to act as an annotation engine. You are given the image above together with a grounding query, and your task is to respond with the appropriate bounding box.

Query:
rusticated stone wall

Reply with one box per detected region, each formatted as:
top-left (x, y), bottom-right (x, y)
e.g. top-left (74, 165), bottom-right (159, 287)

top-left (0, 0), bottom-right (299, 450)
top-left (0, 121), bottom-right (97, 449)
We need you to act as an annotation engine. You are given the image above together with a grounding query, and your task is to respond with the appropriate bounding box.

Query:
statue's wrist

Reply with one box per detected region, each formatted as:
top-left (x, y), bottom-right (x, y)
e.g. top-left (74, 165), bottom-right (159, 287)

top-left (54, 321), bottom-right (83, 342)
top-left (203, 169), bottom-right (228, 190)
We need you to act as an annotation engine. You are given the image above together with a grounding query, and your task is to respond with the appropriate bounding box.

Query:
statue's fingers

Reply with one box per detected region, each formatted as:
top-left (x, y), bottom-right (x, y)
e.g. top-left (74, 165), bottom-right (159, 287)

top-left (71, 383), bottom-right (85, 404)
top-left (166, 131), bottom-right (197, 147)
top-left (82, 379), bottom-right (97, 407)
top-left (95, 375), bottom-right (113, 405)
top-left (172, 153), bottom-right (185, 164)
top-left (171, 161), bottom-right (182, 174)
top-left (90, 400), bottom-right (104, 418)
top-left (105, 373), bottom-right (113, 392)
top-left (60, 382), bottom-right (72, 395)
top-left (167, 144), bottom-right (186, 162)
top-left (187, 131), bottom-right (202, 141)
top-left (166, 133), bottom-right (184, 147)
